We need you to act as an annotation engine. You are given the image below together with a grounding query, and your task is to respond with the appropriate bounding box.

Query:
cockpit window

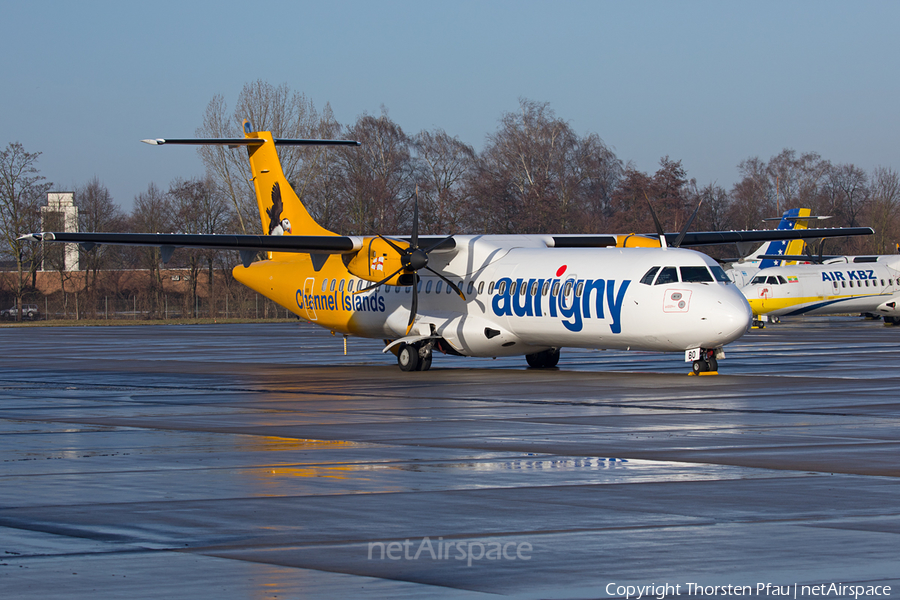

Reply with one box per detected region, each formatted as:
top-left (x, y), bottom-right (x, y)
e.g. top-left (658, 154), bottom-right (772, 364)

top-left (680, 266), bottom-right (714, 283)
top-left (640, 267), bottom-right (660, 285)
top-left (750, 275), bottom-right (767, 285)
top-left (766, 276), bottom-right (779, 285)
top-left (710, 265), bottom-right (731, 283)
top-left (777, 276), bottom-right (788, 284)
top-left (654, 267), bottom-right (679, 285)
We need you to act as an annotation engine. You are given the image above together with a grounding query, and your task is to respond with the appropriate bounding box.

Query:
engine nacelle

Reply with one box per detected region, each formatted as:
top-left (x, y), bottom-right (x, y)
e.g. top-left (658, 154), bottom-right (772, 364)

top-left (876, 297), bottom-right (900, 316)
top-left (435, 314), bottom-right (549, 357)
top-left (346, 237), bottom-right (414, 286)
top-left (617, 234), bottom-right (663, 248)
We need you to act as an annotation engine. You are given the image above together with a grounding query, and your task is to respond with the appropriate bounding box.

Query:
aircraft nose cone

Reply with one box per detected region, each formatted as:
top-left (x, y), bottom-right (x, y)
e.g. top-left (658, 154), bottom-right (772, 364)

top-left (710, 287), bottom-right (753, 344)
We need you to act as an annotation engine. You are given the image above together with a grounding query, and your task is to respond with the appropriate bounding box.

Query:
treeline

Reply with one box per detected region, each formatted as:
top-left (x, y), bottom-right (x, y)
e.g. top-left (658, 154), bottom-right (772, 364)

top-left (195, 82), bottom-right (899, 255)
top-left (3, 80), bottom-right (900, 316)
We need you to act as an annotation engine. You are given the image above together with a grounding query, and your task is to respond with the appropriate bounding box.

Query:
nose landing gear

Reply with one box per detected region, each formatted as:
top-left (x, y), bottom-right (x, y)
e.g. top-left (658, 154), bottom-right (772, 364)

top-left (691, 348), bottom-right (719, 375)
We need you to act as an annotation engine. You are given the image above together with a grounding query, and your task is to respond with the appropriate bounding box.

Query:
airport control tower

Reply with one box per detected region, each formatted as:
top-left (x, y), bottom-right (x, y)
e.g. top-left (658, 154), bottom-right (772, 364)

top-left (41, 192), bottom-right (79, 272)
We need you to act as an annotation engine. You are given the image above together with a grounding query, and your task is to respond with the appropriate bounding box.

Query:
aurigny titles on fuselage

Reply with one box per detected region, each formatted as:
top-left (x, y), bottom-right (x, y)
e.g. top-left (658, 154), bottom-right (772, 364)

top-left (490, 274), bottom-right (629, 333)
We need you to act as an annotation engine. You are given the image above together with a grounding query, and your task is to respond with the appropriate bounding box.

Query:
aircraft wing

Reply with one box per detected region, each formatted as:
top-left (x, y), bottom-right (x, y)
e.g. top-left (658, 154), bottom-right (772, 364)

top-left (19, 232), bottom-right (364, 268)
top-left (672, 227), bottom-right (873, 246)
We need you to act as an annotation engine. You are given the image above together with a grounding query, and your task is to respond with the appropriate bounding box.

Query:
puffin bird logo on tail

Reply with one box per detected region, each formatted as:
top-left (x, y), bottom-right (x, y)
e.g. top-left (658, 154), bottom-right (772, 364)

top-left (266, 182), bottom-right (291, 236)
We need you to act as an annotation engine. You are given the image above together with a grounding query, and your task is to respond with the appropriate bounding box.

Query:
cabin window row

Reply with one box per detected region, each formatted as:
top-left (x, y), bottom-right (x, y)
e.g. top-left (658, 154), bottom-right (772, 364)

top-left (830, 278), bottom-right (894, 289)
top-left (320, 278), bottom-right (474, 295)
top-left (317, 275), bottom-right (654, 299)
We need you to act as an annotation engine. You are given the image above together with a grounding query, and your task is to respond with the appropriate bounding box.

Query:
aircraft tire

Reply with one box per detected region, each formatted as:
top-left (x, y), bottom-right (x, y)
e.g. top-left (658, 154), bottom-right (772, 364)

top-left (398, 344), bottom-right (419, 372)
top-left (707, 357), bottom-right (718, 372)
top-left (525, 352), bottom-right (543, 368)
top-left (543, 348), bottom-right (560, 368)
top-left (692, 360), bottom-right (707, 374)
top-left (417, 352), bottom-right (432, 371)
top-left (526, 348), bottom-right (560, 369)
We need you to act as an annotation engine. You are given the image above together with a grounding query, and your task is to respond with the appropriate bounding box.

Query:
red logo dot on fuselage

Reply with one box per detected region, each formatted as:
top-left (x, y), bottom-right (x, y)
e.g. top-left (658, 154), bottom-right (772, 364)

top-left (556, 265), bottom-right (567, 277)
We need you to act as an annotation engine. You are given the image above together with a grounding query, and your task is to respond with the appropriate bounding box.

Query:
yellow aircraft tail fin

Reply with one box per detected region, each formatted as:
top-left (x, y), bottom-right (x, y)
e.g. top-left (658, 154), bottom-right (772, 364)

top-left (242, 121), bottom-right (337, 239)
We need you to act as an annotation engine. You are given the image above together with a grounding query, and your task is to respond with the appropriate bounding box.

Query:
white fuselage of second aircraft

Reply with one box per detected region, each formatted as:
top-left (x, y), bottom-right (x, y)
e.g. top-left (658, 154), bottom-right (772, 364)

top-left (739, 255), bottom-right (900, 318)
top-left (305, 234), bottom-right (753, 357)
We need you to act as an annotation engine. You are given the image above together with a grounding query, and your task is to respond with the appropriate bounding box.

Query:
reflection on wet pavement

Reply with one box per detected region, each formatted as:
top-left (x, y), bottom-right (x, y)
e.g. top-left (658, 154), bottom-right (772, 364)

top-left (1, 318), bottom-right (900, 598)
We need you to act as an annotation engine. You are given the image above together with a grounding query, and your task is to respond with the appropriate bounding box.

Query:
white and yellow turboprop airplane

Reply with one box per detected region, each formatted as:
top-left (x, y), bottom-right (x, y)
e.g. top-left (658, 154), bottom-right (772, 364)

top-left (20, 123), bottom-right (873, 373)
top-left (741, 255), bottom-right (900, 327)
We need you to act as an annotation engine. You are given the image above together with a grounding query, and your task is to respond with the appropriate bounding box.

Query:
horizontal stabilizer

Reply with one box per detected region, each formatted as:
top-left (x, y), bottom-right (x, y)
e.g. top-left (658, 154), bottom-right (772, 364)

top-left (757, 254), bottom-right (840, 263)
top-left (761, 215), bottom-right (832, 221)
top-left (142, 138), bottom-right (360, 146)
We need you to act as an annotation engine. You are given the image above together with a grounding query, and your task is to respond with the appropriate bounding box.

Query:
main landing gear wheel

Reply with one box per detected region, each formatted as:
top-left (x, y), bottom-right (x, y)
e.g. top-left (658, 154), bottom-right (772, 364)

top-left (398, 343), bottom-right (419, 372)
top-left (397, 342), bottom-right (433, 371)
top-left (526, 348), bottom-right (560, 369)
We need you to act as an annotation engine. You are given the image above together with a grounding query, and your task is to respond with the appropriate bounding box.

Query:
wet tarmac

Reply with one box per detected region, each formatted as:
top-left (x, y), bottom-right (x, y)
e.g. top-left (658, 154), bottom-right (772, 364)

top-left (1, 318), bottom-right (899, 599)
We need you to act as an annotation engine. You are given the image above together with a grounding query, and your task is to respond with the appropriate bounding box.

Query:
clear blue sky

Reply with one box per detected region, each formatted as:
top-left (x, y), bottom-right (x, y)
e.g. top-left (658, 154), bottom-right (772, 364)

top-left (3, 1), bottom-right (899, 211)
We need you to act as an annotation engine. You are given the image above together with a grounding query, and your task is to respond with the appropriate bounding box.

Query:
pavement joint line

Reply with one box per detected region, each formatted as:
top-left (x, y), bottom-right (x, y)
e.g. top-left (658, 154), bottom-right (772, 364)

top-left (0, 377), bottom-right (896, 419)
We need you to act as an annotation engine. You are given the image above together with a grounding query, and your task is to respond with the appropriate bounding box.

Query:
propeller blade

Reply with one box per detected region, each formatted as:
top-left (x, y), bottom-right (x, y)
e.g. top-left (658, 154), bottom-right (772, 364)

top-left (645, 193), bottom-right (666, 246)
top-left (354, 266), bottom-right (404, 294)
top-left (673, 199), bottom-right (703, 248)
top-left (377, 234), bottom-right (407, 256)
top-left (422, 233), bottom-right (454, 255)
top-left (406, 276), bottom-right (419, 335)
top-left (426, 266), bottom-right (465, 300)
top-left (411, 185), bottom-right (420, 249)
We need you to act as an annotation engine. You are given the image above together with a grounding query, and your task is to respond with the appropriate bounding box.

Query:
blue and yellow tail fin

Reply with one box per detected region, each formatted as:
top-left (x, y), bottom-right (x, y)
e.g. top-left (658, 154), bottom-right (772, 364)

top-left (757, 208), bottom-right (811, 268)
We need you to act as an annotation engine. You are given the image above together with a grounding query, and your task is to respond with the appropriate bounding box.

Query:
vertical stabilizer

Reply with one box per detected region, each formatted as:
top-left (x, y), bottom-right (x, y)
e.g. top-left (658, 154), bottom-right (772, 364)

top-left (754, 208), bottom-right (807, 268)
top-left (242, 122), bottom-right (337, 239)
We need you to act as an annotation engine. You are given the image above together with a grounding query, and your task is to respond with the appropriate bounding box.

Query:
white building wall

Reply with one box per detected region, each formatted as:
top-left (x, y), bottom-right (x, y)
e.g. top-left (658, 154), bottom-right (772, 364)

top-left (41, 192), bottom-right (79, 272)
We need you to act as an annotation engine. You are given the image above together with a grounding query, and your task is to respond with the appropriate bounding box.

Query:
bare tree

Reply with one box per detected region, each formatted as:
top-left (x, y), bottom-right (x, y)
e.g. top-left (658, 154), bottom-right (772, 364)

top-left (169, 177), bottom-right (232, 317)
top-left (412, 129), bottom-right (476, 234)
top-left (338, 108), bottom-right (415, 235)
top-left (0, 142), bottom-right (51, 320)
top-left (650, 156), bottom-right (690, 231)
top-left (197, 81), bottom-right (332, 234)
top-left (76, 177), bottom-right (126, 317)
top-left (866, 167), bottom-right (900, 254)
top-left (607, 164), bottom-right (655, 234)
top-left (568, 132), bottom-right (622, 233)
top-left (470, 99), bottom-right (621, 234)
top-left (826, 163), bottom-right (869, 228)
top-left (691, 182), bottom-right (731, 233)
top-left (298, 104), bottom-right (347, 231)
top-left (474, 99), bottom-right (578, 233)
top-left (729, 156), bottom-right (775, 230)
top-left (130, 183), bottom-right (173, 318)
